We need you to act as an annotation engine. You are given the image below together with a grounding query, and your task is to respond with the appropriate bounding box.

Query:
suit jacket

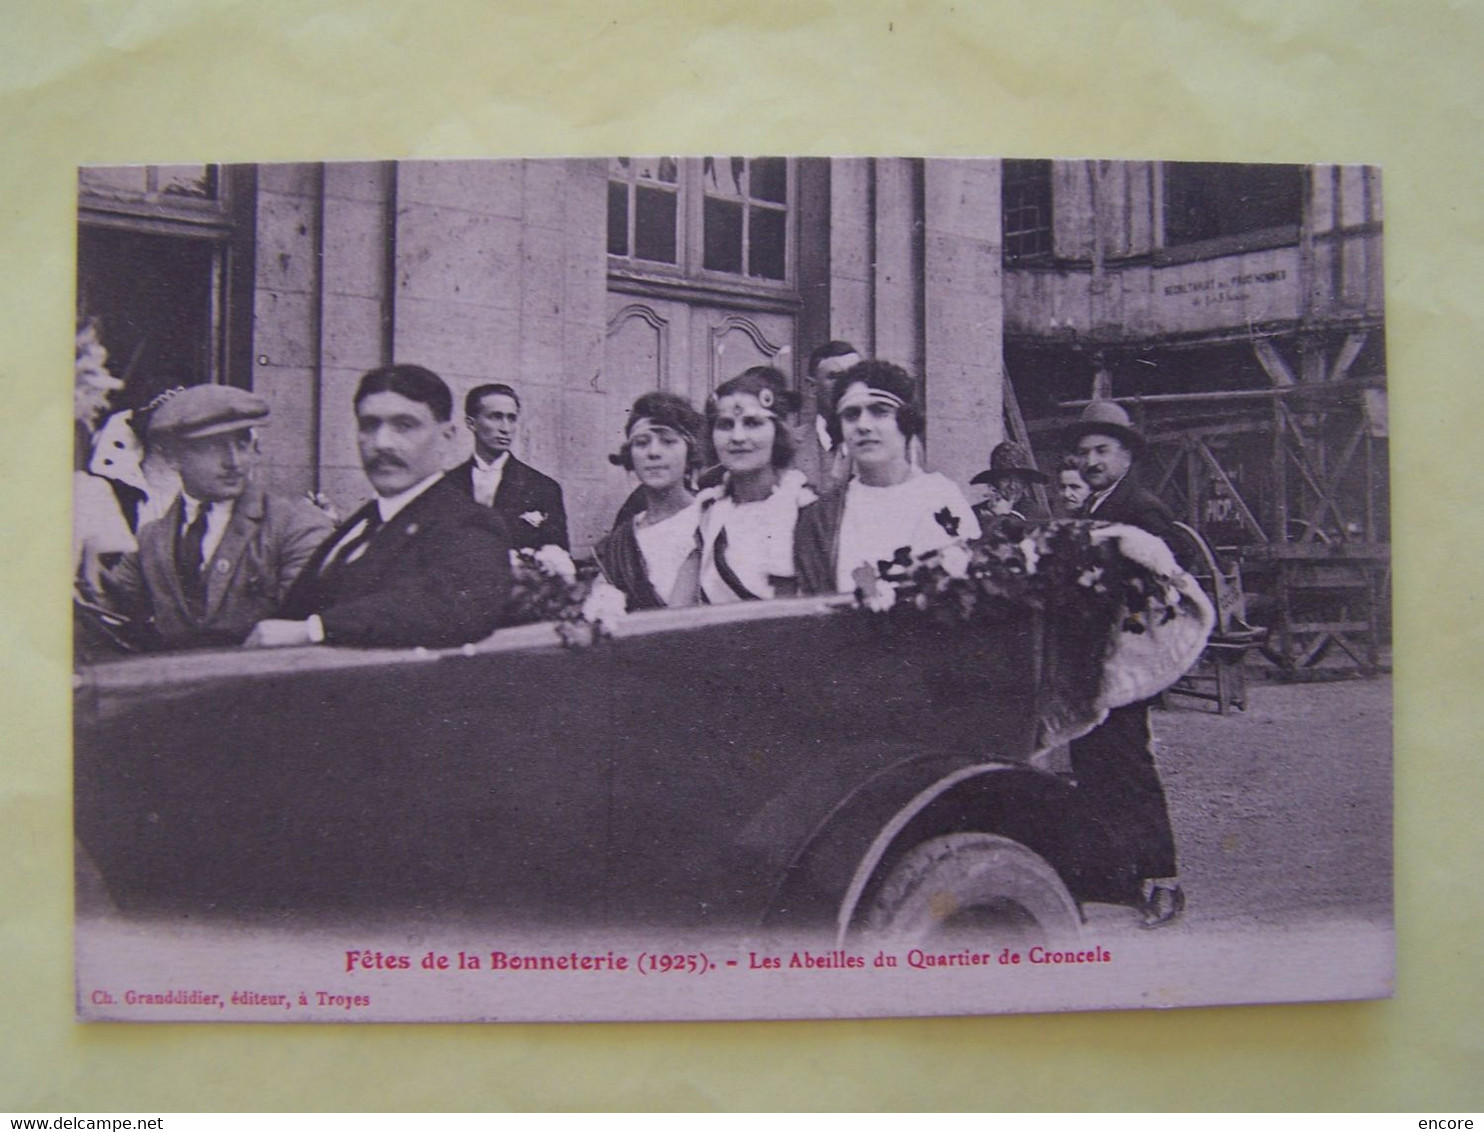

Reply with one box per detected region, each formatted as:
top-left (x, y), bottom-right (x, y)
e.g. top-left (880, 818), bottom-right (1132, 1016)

top-left (105, 486), bottom-right (335, 649)
top-left (447, 454), bottom-right (568, 550)
top-left (1085, 472), bottom-right (1189, 567)
top-left (277, 476), bottom-right (513, 648)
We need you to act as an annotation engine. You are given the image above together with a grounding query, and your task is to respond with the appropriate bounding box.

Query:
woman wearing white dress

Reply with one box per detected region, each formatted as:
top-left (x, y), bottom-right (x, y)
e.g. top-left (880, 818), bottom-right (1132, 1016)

top-left (795, 360), bottom-right (979, 594)
top-left (595, 391), bottom-right (707, 611)
top-left (696, 366), bottom-right (815, 603)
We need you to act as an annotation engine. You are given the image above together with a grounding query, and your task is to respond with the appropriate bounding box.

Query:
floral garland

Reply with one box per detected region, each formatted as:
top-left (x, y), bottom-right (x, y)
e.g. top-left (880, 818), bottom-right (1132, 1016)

top-left (854, 511), bottom-right (1185, 640)
top-left (506, 544), bottom-right (627, 646)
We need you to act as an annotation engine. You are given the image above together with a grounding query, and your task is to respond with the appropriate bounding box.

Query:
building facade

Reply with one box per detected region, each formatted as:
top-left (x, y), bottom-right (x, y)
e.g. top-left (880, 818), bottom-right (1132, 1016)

top-left (1000, 159), bottom-right (1388, 668)
top-left (76, 155), bottom-right (1388, 665)
top-left (78, 157), bottom-right (1008, 554)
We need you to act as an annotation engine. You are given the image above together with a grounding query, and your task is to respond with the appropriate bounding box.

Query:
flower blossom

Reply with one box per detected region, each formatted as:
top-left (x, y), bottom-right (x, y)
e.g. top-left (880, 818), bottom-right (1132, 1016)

top-left (1017, 537), bottom-right (1041, 576)
top-left (580, 579), bottom-right (628, 628)
top-left (534, 543), bottom-right (577, 582)
top-left (939, 542), bottom-right (972, 580)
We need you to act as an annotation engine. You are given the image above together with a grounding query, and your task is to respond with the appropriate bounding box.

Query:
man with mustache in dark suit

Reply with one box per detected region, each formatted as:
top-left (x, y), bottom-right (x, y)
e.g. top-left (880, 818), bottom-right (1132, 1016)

top-left (244, 364), bottom-right (512, 650)
top-left (1067, 400), bottom-right (1187, 927)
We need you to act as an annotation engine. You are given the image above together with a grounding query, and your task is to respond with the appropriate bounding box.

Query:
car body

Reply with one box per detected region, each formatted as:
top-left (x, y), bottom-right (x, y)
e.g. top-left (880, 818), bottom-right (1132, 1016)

top-left (75, 596), bottom-right (1161, 942)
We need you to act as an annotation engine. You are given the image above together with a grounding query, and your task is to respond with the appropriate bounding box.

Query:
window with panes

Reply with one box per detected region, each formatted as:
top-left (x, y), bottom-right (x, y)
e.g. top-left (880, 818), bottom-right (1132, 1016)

top-left (1002, 159), bottom-right (1054, 262)
top-left (77, 164), bottom-right (255, 411)
top-left (1162, 162), bottom-right (1304, 248)
top-left (607, 157), bottom-right (793, 287)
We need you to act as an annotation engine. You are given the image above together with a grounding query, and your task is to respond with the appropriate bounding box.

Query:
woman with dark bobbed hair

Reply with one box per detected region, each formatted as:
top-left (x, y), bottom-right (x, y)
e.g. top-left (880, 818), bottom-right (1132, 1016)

top-left (696, 366), bottom-right (816, 603)
top-left (595, 391), bottom-right (708, 611)
top-left (796, 359), bottom-right (979, 594)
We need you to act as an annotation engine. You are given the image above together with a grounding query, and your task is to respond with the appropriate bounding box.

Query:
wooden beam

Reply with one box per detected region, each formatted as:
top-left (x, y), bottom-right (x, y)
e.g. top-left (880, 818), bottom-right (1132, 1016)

top-left (1194, 438), bottom-right (1270, 543)
top-left (1253, 339), bottom-right (1298, 387)
top-left (1329, 331), bottom-right (1369, 382)
top-left (1002, 374), bottom-right (1051, 516)
top-left (1299, 419), bottom-right (1366, 537)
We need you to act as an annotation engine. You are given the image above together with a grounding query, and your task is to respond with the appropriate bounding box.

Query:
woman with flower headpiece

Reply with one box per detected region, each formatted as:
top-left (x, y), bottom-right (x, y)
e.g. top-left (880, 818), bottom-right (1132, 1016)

top-left (594, 391), bottom-right (708, 611)
top-left (795, 359), bottom-right (980, 595)
top-left (696, 366), bottom-right (816, 603)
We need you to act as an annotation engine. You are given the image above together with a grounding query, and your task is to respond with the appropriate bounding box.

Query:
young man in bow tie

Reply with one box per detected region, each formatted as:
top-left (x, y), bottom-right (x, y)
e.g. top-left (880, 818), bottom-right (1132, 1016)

top-left (245, 364), bottom-right (512, 650)
top-left (447, 382), bottom-right (569, 551)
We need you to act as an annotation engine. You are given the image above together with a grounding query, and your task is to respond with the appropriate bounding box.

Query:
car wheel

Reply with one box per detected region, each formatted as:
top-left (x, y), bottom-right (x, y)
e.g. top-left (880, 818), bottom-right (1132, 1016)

top-left (859, 832), bottom-right (1082, 946)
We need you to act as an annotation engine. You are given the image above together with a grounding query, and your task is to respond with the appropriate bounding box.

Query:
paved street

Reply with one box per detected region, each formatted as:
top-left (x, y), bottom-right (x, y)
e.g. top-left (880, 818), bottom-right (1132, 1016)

top-left (1084, 674), bottom-right (1393, 936)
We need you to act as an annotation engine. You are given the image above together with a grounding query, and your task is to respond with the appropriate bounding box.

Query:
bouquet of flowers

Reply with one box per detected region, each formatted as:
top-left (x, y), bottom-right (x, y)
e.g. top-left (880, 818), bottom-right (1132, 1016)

top-left (855, 511), bottom-right (1186, 642)
top-left (506, 544), bottom-right (627, 646)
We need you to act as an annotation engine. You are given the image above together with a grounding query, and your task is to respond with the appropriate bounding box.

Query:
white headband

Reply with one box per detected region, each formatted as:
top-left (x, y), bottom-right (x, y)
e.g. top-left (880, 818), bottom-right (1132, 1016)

top-left (836, 383), bottom-right (905, 415)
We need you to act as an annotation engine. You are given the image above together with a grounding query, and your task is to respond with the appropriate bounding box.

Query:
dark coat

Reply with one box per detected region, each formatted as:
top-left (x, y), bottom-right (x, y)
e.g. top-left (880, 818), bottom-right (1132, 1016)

top-left (447, 454), bottom-right (568, 550)
top-left (793, 487), bottom-right (849, 596)
top-left (1071, 464), bottom-right (1182, 894)
top-left (593, 519), bottom-right (665, 611)
top-left (1085, 472), bottom-right (1177, 544)
top-left (105, 486), bottom-right (334, 649)
top-left (277, 476), bottom-right (512, 649)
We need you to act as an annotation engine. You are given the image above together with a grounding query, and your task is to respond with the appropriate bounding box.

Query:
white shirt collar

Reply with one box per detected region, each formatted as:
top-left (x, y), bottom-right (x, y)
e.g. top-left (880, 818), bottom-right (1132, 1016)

top-left (180, 491), bottom-right (236, 525)
top-left (1086, 470), bottom-right (1129, 514)
top-left (472, 450), bottom-right (510, 473)
top-left (180, 491), bottom-right (218, 521)
top-left (179, 492), bottom-right (236, 564)
top-left (375, 471), bottom-right (444, 524)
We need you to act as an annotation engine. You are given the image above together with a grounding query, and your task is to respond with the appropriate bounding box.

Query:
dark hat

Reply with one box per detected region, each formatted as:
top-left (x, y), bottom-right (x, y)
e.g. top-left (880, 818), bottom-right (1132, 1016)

top-left (970, 440), bottom-right (1049, 487)
top-left (1064, 400), bottom-right (1145, 454)
top-left (147, 385), bottom-right (270, 441)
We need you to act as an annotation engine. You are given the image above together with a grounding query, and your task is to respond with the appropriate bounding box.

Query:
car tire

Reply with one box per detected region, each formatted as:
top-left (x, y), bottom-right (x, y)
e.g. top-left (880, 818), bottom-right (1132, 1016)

top-left (860, 832), bottom-right (1082, 946)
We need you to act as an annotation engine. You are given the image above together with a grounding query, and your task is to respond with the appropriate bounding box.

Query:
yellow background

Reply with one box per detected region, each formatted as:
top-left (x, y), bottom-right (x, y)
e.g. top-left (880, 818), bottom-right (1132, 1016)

top-left (3, 0), bottom-right (1479, 1111)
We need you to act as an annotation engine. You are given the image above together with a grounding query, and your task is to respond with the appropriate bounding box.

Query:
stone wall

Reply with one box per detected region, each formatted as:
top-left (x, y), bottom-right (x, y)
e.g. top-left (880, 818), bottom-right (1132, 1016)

top-left (247, 157), bottom-right (1009, 550)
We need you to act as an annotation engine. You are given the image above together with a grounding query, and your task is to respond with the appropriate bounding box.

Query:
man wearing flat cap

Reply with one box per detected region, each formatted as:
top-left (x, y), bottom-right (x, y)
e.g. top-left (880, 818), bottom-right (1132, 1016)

top-left (1066, 400), bottom-right (1187, 928)
top-left (99, 384), bottom-right (334, 650)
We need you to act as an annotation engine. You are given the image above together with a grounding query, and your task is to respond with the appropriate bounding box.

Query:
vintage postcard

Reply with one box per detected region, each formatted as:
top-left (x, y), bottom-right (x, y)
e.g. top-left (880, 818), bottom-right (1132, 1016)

top-left (71, 157), bottom-right (1392, 1022)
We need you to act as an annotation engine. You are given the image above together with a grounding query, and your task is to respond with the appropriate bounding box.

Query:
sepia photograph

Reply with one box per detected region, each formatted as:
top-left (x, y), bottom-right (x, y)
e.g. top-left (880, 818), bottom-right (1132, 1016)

top-left (70, 156), bottom-right (1392, 1022)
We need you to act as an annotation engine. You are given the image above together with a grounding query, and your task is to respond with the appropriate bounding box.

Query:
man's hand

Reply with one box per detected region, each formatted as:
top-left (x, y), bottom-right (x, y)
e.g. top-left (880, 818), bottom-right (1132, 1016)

top-left (243, 618), bottom-right (315, 649)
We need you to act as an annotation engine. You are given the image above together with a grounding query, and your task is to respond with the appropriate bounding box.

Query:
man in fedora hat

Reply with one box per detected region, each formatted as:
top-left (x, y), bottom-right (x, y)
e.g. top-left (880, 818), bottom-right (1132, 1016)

top-left (969, 439), bottom-right (1049, 539)
top-left (1065, 399), bottom-right (1186, 927)
top-left (1069, 399), bottom-right (1179, 544)
top-left (97, 384), bottom-right (335, 650)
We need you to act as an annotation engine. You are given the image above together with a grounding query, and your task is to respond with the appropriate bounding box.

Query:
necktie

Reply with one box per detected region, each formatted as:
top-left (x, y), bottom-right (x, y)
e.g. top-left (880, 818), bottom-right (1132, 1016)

top-left (176, 505), bottom-right (209, 612)
top-left (320, 505), bottom-right (383, 575)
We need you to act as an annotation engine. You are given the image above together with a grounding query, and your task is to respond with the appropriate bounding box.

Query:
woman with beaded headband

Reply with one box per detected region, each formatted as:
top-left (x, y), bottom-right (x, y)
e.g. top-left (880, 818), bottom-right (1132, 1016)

top-left (795, 359), bottom-right (980, 594)
top-left (594, 391), bottom-right (707, 611)
top-left (696, 366), bottom-right (816, 603)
